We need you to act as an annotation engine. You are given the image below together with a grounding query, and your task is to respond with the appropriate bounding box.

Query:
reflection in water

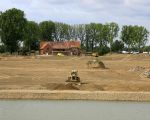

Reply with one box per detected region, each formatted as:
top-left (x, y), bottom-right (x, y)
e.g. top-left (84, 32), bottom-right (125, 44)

top-left (0, 100), bottom-right (150, 120)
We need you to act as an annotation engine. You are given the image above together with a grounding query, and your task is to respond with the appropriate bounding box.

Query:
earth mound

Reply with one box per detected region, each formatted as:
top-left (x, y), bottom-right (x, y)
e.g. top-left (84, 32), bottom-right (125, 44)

top-left (43, 83), bottom-right (104, 91)
top-left (87, 60), bottom-right (105, 69)
top-left (43, 83), bottom-right (80, 90)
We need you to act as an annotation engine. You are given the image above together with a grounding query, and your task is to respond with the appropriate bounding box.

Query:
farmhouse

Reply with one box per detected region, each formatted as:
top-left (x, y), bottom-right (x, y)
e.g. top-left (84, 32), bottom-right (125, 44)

top-left (40, 41), bottom-right (81, 56)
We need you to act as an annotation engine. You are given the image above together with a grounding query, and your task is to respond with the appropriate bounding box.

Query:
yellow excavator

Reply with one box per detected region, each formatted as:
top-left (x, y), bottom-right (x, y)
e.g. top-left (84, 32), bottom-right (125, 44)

top-left (66, 70), bottom-right (80, 83)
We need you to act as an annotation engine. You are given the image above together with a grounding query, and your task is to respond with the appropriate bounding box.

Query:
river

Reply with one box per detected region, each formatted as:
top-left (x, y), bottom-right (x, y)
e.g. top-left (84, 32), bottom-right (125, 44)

top-left (0, 100), bottom-right (150, 120)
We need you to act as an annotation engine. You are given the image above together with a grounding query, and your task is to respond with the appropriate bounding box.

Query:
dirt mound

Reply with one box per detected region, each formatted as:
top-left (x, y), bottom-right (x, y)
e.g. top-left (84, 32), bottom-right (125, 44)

top-left (43, 83), bottom-right (80, 90)
top-left (140, 69), bottom-right (150, 78)
top-left (54, 84), bottom-right (80, 90)
top-left (129, 66), bottom-right (145, 72)
top-left (87, 60), bottom-right (105, 69)
top-left (43, 83), bottom-right (104, 91)
top-left (97, 61), bottom-right (105, 69)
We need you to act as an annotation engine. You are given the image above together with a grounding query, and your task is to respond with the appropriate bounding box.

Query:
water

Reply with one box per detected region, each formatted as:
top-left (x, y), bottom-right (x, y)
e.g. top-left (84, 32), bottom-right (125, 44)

top-left (0, 100), bottom-right (150, 120)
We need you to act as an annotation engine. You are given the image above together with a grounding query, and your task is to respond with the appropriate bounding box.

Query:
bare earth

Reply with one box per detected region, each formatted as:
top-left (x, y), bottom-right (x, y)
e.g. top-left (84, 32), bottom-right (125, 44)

top-left (0, 54), bottom-right (150, 92)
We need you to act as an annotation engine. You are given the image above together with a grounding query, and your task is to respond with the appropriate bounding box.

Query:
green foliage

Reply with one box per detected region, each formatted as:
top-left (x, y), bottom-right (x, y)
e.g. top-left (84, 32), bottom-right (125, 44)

top-left (85, 23), bottom-right (106, 52)
top-left (143, 46), bottom-right (150, 52)
top-left (104, 22), bottom-right (119, 53)
top-left (0, 45), bottom-right (6, 53)
top-left (0, 8), bottom-right (27, 53)
top-left (24, 21), bottom-right (40, 51)
top-left (0, 11), bottom-right (2, 37)
top-left (84, 22), bottom-right (119, 54)
top-left (133, 26), bottom-right (149, 52)
top-left (86, 23), bottom-right (98, 52)
top-left (54, 22), bottom-right (72, 41)
top-left (85, 24), bottom-right (90, 52)
top-left (121, 25), bottom-right (149, 52)
top-left (39, 21), bottom-right (55, 41)
top-left (112, 40), bottom-right (124, 52)
top-left (75, 24), bottom-right (86, 48)
top-left (98, 46), bottom-right (110, 55)
top-left (121, 25), bottom-right (132, 49)
top-left (96, 23), bottom-right (106, 47)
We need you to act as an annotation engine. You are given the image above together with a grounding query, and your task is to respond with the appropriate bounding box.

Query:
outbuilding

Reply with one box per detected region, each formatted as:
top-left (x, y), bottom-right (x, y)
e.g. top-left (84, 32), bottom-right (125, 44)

top-left (40, 41), bottom-right (81, 56)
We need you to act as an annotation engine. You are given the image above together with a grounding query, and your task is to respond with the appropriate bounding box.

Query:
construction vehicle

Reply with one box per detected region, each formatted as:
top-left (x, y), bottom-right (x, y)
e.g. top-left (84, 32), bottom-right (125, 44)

top-left (66, 70), bottom-right (80, 83)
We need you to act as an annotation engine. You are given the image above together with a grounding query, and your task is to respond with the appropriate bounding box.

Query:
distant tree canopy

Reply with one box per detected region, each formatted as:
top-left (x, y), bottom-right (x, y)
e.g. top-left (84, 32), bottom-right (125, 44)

top-left (112, 40), bottom-right (124, 52)
top-left (54, 22), bottom-right (71, 41)
top-left (143, 46), bottom-right (150, 52)
top-left (39, 21), bottom-right (55, 41)
top-left (24, 21), bottom-right (40, 52)
top-left (0, 8), bottom-right (27, 53)
top-left (0, 8), bottom-right (149, 55)
top-left (104, 22), bottom-right (119, 53)
top-left (121, 25), bottom-right (149, 52)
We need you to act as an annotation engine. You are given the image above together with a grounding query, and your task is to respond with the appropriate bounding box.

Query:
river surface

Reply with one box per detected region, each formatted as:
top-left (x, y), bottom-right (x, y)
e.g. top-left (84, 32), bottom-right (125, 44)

top-left (0, 100), bottom-right (150, 120)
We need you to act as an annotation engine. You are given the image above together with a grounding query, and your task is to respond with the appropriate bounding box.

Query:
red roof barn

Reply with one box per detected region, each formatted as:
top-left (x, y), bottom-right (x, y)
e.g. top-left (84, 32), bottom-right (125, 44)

top-left (40, 41), bottom-right (81, 56)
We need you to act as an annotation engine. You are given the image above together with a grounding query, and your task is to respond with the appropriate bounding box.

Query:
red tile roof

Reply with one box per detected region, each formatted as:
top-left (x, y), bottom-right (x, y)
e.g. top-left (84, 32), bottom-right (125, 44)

top-left (40, 43), bottom-right (49, 49)
top-left (40, 41), bottom-right (80, 50)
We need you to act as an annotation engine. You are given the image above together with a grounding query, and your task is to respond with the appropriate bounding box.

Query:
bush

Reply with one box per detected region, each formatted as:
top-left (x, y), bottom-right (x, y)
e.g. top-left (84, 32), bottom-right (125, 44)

top-left (0, 45), bottom-right (6, 53)
top-left (112, 40), bottom-right (124, 52)
top-left (98, 46), bottom-right (110, 55)
top-left (143, 46), bottom-right (150, 52)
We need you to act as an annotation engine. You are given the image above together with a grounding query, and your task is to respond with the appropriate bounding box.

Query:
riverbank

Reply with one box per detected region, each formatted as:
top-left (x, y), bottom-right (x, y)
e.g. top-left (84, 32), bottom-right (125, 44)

top-left (0, 90), bottom-right (150, 101)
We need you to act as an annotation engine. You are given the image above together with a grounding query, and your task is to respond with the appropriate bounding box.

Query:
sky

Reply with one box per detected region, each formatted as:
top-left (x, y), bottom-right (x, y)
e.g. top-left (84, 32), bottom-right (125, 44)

top-left (0, 0), bottom-right (150, 30)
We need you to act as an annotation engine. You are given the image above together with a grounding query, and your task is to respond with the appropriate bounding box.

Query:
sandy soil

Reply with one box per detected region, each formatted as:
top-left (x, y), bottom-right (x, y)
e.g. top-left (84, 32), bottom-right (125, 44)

top-left (0, 54), bottom-right (150, 92)
top-left (1, 90), bottom-right (150, 101)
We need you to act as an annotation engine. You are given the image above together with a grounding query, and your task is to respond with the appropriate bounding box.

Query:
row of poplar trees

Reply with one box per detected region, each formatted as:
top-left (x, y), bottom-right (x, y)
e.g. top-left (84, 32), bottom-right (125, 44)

top-left (0, 8), bottom-right (149, 54)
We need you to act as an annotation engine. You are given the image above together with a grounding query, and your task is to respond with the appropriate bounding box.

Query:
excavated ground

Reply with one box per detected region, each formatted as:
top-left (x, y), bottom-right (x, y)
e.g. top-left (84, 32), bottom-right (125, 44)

top-left (0, 54), bottom-right (150, 91)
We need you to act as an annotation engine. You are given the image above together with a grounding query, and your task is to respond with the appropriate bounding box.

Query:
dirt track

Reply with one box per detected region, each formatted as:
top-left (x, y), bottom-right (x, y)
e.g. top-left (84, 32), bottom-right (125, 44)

top-left (0, 54), bottom-right (150, 91)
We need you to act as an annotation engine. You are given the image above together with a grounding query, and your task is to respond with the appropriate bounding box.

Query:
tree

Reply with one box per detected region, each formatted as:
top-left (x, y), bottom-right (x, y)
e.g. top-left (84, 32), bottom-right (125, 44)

top-left (133, 26), bottom-right (149, 52)
top-left (24, 21), bottom-right (40, 52)
top-left (121, 25), bottom-right (149, 52)
top-left (39, 21), bottom-right (55, 41)
top-left (85, 24), bottom-right (91, 52)
top-left (0, 11), bottom-right (2, 39)
top-left (104, 22), bottom-right (119, 53)
top-left (112, 40), bottom-right (124, 52)
top-left (121, 25), bottom-right (134, 51)
top-left (0, 8), bottom-right (27, 53)
top-left (75, 24), bottom-right (86, 48)
top-left (85, 23), bottom-right (102, 52)
top-left (85, 23), bottom-right (110, 53)
top-left (54, 22), bottom-right (71, 41)
top-left (143, 46), bottom-right (150, 52)
top-left (90, 23), bottom-right (98, 52)
top-left (96, 23), bottom-right (106, 47)
top-left (54, 22), bottom-right (63, 41)
top-left (68, 25), bottom-right (77, 40)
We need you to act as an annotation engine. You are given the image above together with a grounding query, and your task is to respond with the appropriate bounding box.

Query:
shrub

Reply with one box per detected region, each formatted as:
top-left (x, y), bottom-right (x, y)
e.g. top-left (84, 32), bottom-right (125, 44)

top-left (112, 40), bottom-right (124, 52)
top-left (0, 45), bottom-right (6, 53)
top-left (98, 46), bottom-right (110, 55)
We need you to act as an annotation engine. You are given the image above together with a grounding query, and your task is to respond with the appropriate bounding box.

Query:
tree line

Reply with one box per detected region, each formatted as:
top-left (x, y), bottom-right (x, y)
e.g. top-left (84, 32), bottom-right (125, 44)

top-left (0, 8), bottom-right (149, 55)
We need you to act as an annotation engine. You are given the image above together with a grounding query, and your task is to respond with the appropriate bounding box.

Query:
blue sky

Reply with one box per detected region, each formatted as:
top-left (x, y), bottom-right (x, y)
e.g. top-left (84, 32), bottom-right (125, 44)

top-left (0, 0), bottom-right (150, 30)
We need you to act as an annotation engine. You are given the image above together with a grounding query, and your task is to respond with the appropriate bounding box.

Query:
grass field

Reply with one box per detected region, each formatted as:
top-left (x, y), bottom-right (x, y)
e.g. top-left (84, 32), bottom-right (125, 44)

top-left (0, 54), bottom-right (150, 91)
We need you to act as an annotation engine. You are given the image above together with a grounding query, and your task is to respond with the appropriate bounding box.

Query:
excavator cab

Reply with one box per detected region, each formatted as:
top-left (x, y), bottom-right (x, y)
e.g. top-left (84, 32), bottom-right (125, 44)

top-left (66, 70), bottom-right (80, 82)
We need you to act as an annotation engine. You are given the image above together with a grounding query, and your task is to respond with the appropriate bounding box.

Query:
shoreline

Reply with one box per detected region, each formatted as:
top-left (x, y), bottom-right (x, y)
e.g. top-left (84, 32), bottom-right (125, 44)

top-left (0, 90), bottom-right (150, 101)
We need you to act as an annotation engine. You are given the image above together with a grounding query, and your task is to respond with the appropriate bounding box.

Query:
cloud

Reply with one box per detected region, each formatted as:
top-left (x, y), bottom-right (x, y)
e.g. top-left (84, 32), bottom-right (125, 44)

top-left (0, 0), bottom-right (150, 31)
